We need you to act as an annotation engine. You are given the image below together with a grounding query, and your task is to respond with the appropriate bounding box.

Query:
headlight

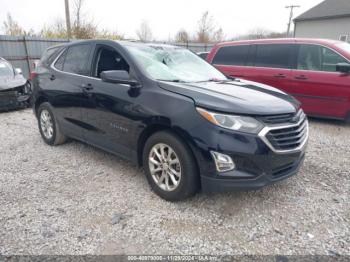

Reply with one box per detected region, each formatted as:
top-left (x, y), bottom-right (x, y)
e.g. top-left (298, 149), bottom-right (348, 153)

top-left (196, 107), bottom-right (264, 134)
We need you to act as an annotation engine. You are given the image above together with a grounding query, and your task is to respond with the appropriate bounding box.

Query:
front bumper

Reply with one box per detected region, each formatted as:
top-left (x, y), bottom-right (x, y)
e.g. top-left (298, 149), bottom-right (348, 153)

top-left (201, 152), bottom-right (305, 193)
top-left (0, 91), bottom-right (30, 111)
top-left (189, 120), bottom-right (308, 193)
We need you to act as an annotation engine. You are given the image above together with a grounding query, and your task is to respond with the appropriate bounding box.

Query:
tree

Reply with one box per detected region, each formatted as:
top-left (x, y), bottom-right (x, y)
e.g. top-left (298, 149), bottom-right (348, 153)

top-left (39, 4), bottom-right (125, 40)
top-left (97, 29), bottom-right (125, 40)
top-left (212, 28), bottom-right (225, 42)
top-left (195, 11), bottom-right (224, 43)
top-left (3, 3), bottom-right (124, 40)
top-left (175, 29), bottom-right (190, 43)
top-left (196, 11), bottom-right (214, 43)
top-left (71, 0), bottom-right (98, 39)
top-left (247, 27), bottom-right (269, 39)
top-left (234, 27), bottom-right (286, 40)
top-left (268, 31), bottom-right (289, 38)
top-left (136, 20), bottom-right (153, 42)
top-left (40, 19), bottom-right (67, 38)
top-left (3, 13), bottom-right (28, 36)
top-left (40, 0), bottom-right (97, 39)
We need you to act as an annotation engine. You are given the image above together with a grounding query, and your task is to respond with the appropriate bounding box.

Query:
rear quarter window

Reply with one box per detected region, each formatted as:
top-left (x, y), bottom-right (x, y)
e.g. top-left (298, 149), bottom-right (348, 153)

top-left (213, 45), bottom-right (249, 66)
top-left (54, 49), bottom-right (67, 71)
top-left (41, 46), bottom-right (62, 66)
top-left (62, 44), bottom-right (92, 75)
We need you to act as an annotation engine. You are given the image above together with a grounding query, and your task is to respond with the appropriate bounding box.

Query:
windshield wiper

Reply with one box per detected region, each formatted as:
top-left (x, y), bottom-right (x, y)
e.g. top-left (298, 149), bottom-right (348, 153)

top-left (195, 78), bottom-right (228, 83)
top-left (156, 79), bottom-right (186, 83)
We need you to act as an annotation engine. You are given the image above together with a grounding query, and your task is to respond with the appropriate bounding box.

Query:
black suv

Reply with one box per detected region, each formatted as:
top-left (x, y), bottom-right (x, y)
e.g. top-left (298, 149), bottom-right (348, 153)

top-left (32, 40), bottom-right (308, 201)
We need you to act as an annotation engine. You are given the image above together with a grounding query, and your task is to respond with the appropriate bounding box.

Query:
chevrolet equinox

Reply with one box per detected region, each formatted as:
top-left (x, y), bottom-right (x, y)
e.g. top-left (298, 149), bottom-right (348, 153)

top-left (32, 40), bottom-right (308, 201)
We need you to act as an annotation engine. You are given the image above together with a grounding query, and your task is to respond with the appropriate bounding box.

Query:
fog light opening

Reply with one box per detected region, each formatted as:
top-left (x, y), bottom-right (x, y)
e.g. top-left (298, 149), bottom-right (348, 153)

top-left (210, 151), bottom-right (235, 173)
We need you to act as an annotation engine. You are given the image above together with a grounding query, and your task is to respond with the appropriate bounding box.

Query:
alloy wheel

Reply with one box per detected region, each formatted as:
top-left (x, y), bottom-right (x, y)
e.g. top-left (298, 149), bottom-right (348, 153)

top-left (148, 143), bottom-right (182, 191)
top-left (40, 109), bottom-right (54, 139)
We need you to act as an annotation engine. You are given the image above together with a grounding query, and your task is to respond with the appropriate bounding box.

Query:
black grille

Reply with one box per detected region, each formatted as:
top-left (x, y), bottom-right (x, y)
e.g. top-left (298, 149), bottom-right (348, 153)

top-left (0, 91), bottom-right (18, 106)
top-left (259, 110), bottom-right (303, 125)
top-left (0, 91), bottom-right (17, 97)
top-left (272, 163), bottom-right (294, 178)
top-left (266, 116), bottom-right (308, 151)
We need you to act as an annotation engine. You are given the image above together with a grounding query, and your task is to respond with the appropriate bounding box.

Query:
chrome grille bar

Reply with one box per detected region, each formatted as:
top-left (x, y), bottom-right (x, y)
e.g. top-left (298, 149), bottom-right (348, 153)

top-left (258, 112), bottom-right (309, 154)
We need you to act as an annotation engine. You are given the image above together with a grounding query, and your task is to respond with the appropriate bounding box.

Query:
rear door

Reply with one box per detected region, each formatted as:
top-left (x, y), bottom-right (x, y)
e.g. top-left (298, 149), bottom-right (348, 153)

top-left (291, 44), bottom-right (350, 118)
top-left (242, 44), bottom-right (296, 94)
top-left (49, 43), bottom-right (94, 139)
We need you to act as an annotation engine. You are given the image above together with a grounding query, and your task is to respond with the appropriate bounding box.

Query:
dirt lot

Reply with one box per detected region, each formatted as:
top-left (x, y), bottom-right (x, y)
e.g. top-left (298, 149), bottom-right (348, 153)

top-left (0, 109), bottom-right (349, 255)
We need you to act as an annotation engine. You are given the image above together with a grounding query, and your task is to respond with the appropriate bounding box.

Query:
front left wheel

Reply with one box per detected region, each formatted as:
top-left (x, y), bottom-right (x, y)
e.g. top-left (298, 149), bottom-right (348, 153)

top-left (143, 131), bottom-right (199, 201)
top-left (37, 102), bottom-right (67, 146)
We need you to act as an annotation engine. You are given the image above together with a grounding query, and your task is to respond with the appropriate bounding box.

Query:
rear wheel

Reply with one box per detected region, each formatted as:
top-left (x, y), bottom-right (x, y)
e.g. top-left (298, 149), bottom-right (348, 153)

top-left (346, 111), bottom-right (350, 124)
top-left (38, 102), bottom-right (67, 145)
top-left (143, 131), bottom-right (199, 201)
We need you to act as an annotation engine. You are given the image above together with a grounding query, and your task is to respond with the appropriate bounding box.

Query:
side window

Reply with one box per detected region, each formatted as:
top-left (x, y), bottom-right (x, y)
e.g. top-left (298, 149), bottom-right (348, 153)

top-left (246, 45), bottom-right (256, 66)
top-left (322, 47), bottom-right (348, 72)
top-left (54, 50), bottom-right (67, 71)
top-left (255, 44), bottom-right (293, 69)
top-left (213, 45), bottom-right (249, 66)
top-left (62, 44), bottom-right (92, 75)
top-left (41, 46), bottom-right (61, 66)
top-left (92, 45), bottom-right (130, 78)
top-left (297, 45), bottom-right (349, 72)
top-left (297, 45), bottom-right (322, 71)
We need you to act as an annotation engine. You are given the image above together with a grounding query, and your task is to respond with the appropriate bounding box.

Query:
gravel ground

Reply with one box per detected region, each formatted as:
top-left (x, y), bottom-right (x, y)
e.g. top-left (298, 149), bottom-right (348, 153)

top-left (0, 109), bottom-right (349, 255)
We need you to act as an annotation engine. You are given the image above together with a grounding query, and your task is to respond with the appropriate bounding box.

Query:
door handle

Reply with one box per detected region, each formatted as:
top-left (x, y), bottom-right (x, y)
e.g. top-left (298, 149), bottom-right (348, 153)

top-left (273, 73), bottom-right (286, 78)
top-left (49, 75), bottom-right (56, 81)
top-left (295, 75), bottom-right (308, 80)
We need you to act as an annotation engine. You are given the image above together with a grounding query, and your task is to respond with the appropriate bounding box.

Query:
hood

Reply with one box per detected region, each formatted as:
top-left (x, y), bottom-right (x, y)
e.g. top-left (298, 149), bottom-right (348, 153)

top-left (158, 78), bottom-right (300, 115)
top-left (0, 75), bottom-right (27, 90)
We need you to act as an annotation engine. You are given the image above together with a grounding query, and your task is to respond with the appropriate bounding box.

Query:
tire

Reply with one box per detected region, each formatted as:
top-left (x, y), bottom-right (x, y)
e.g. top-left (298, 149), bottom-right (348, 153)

top-left (143, 131), bottom-right (199, 201)
top-left (346, 111), bottom-right (350, 124)
top-left (37, 102), bottom-right (67, 146)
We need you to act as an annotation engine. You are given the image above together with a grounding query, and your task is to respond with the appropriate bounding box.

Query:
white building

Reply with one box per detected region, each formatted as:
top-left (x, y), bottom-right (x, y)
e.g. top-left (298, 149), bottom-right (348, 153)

top-left (294, 0), bottom-right (350, 42)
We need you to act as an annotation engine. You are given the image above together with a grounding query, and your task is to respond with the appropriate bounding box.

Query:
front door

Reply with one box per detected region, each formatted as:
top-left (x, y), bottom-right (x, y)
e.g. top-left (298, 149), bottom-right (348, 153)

top-left (291, 44), bottom-right (350, 118)
top-left (81, 44), bottom-right (139, 159)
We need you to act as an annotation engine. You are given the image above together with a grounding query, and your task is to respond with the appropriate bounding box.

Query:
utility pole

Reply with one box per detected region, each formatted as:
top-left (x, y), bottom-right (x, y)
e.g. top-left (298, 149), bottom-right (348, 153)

top-left (286, 5), bottom-right (300, 37)
top-left (64, 0), bottom-right (72, 39)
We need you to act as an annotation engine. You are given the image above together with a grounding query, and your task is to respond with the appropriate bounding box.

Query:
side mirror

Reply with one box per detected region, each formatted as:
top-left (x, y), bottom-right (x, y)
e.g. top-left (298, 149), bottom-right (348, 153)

top-left (101, 70), bottom-right (140, 88)
top-left (15, 68), bottom-right (23, 75)
top-left (336, 63), bottom-right (350, 73)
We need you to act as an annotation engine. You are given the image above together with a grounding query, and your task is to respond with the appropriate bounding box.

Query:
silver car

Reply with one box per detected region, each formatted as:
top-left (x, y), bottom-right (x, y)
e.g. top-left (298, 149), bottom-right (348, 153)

top-left (0, 57), bottom-right (31, 111)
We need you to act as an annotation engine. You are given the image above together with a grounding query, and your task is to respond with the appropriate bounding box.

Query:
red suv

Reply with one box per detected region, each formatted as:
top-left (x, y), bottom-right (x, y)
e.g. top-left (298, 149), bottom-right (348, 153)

top-left (207, 39), bottom-right (350, 121)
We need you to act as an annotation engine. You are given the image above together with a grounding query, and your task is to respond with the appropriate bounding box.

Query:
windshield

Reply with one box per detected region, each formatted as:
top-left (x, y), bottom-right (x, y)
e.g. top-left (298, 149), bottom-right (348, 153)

top-left (0, 60), bottom-right (14, 77)
top-left (125, 45), bottom-right (226, 82)
top-left (336, 42), bottom-right (350, 56)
